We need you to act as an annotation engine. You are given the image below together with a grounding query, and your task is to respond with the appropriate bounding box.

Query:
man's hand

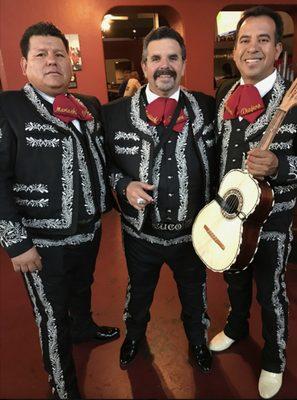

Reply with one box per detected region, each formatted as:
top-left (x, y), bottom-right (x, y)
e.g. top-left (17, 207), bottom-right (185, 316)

top-left (11, 247), bottom-right (42, 273)
top-left (126, 181), bottom-right (155, 210)
top-left (246, 148), bottom-right (279, 179)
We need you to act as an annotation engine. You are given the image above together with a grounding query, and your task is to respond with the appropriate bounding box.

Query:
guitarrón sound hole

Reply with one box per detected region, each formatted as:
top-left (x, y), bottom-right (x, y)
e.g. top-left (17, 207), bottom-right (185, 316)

top-left (225, 194), bottom-right (239, 213)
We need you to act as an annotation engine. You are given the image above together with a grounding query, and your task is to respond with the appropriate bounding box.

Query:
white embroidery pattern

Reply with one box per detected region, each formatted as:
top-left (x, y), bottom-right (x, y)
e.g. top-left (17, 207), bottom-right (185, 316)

top-left (271, 199), bottom-right (296, 214)
top-left (152, 150), bottom-right (163, 222)
top-left (85, 130), bottom-right (106, 211)
top-left (182, 90), bottom-right (204, 135)
top-left (130, 88), bottom-right (159, 144)
top-left (0, 128), bottom-right (2, 141)
top-left (269, 140), bottom-right (293, 150)
top-left (122, 223), bottom-right (192, 246)
top-left (33, 220), bottom-right (101, 247)
top-left (288, 156), bottom-right (297, 181)
top-left (15, 198), bottom-right (49, 208)
top-left (273, 183), bottom-right (297, 194)
top-left (198, 137), bottom-right (211, 202)
top-left (74, 135), bottom-right (95, 216)
top-left (260, 231), bottom-right (287, 370)
top-left (24, 274), bottom-right (43, 352)
top-left (26, 137), bottom-right (60, 148)
top-left (176, 127), bottom-right (189, 221)
top-left (278, 124), bottom-right (297, 135)
top-left (123, 278), bottom-right (131, 322)
top-left (22, 137), bottom-right (73, 229)
top-left (109, 172), bottom-right (124, 190)
top-left (13, 184), bottom-right (48, 193)
top-left (25, 122), bottom-right (58, 133)
top-left (115, 131), bottom-right (140, 142)
top-left (0, 220), bottom-right (27, 247)
top-left (31, 271), bottom-right (67, 398)
top-left (95, 136), bottom-right (106, 164)
top-left (115, 145), bottom-right (139, 155)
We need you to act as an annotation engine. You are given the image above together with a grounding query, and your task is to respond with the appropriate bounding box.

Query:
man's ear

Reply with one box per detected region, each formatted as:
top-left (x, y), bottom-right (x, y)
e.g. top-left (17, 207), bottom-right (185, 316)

top-left (275, 42), bottom-right (283, 61)
top-left (20, 57), bottom-right (27, 76)
top-left (141, 61), bottom-right (147, 78)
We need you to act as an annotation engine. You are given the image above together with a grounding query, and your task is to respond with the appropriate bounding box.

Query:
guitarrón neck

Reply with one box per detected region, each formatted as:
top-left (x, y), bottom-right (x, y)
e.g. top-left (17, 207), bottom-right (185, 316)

top-left (258, 108), bottom-right (286, 151)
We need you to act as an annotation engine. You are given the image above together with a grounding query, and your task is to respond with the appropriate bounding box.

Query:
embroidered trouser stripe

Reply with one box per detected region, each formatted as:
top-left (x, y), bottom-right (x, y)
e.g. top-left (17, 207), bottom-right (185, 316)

top-left (224, 230), bottom-right (290, 372)
top-left (24, 271), bottom-right (68, 399)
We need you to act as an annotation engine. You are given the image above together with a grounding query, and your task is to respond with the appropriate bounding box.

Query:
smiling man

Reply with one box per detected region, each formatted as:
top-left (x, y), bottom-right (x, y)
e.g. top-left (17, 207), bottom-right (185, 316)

top-left (210, 6), bottom-right (297, 399)
top-left (104, 26), bottom-right (215, 371)
top-left (0, 22), bottom-right (120, 399)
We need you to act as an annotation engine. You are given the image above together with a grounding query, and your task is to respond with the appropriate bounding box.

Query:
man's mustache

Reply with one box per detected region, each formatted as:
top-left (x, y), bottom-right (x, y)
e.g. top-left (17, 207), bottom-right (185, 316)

top-left (153, 68), bottom-right (176, 80)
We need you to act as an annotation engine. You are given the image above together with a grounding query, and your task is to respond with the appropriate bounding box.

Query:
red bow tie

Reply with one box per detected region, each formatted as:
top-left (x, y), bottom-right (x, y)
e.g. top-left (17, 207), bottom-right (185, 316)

top-left (53, 94), bottom-right (93, 124)
top-left (146, 97), bottom-right (187, 133)
top-left (224, 84), bottom-right (265, 123)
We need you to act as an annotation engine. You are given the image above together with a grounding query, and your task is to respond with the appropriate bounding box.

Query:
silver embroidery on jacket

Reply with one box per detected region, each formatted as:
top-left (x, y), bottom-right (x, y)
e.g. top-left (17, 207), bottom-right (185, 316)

top-left (198, 137), bottom-right (211, 202)
top-left (115, 145), bottom-right (139, 155)
top-left (31, 271), bottom-right (67, 398)
top-left (271, 199), bottom-right (296, 214)
top-left (152, 149), bottom-right (163, 222)
top-left (130, 88), bottom-right (159, 144)
top-left (278, 124), bottom-right (297, 135)
top-left (26, 137), bottom-right (60, 148)
top-left (0, 220), bottom-right (28, 248)
top-left (25, 122), bottom-right (58, 133)
top-left (15, 198), bottom-right (49, 208)
top-left (22, 137), bottom-right (73, 229)
top-left (74, 135), bottom-right (95, 216)
top-left (33, 220), bottom-right (101, 247)
top-left (288, 156), bottom-right (297, 180)
top-left (13, 183), bottom-right (48, 193)
top-left (95, 136), bottom-right (106, 164)
top-left (115, 131), bottom-right (140, 141)
top-left (176, 127), bottom-right (189, 221)
top-left (274, 183), bottom-right (297, 194)
top-left (269, 140), bottom-right (293, 150)
top-left (0, 128), bottom-right (2, 141)
top-left (85, 130), bottom-right (106, 211)
top-left (182, 90), bottom-right (204, 135)
top-left (109, 172), bottom-right (124, 190)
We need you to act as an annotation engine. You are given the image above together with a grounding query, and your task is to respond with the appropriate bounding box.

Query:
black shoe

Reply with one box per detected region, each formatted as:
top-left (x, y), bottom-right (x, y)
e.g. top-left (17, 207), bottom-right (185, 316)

top-left (189, 344), bottom-right (212, 373)
top-left (72, 324), bottom-right (120, 344)
top-left (120, 337), bottom-right (143, 368)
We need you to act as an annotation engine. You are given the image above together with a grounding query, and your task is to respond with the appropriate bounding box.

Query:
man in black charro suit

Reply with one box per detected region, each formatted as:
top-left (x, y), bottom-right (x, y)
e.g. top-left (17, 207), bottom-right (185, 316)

top-left (209, 7), bottom-right (297, 399)
top-left (103, 26), bottom-right (215, 372)
top-left (0, 22), bottom-right (119, 399)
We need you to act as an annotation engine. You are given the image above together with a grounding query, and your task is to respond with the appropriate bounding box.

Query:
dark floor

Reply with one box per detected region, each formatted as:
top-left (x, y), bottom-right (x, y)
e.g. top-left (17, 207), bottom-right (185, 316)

top-left (0, 210), bottom-right (296, 399)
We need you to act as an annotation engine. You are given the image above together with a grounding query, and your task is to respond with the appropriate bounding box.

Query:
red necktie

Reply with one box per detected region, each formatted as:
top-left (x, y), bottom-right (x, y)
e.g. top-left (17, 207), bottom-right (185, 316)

top-left (224, 84), bottom-right (265, 123)
top-left (53, 94), bottom-right (93, 124)
top-left (146, 97), bottom-right (187, 132)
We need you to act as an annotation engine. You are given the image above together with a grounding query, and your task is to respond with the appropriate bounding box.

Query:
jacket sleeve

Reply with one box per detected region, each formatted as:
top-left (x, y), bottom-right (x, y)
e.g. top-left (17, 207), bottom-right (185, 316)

top-left (269, 107), bottom-right (297, 185)
top-left (101, 105), bottom-right (132, 199)
top-left (0, 102), bottom-right (33, 258)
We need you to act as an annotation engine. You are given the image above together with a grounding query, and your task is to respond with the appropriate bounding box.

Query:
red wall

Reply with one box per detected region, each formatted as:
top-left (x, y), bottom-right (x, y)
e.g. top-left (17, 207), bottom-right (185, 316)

top-left (0, 0), bottom-right (296, 103)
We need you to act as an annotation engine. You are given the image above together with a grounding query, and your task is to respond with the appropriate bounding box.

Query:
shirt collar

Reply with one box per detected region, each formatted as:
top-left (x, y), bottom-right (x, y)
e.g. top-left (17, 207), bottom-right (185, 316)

top-left (145, 85), bottom-right (180, 103)
top-left (240, 69), bottom-right (277, 98)
top-left (34, 87), bottom-right (56, 104)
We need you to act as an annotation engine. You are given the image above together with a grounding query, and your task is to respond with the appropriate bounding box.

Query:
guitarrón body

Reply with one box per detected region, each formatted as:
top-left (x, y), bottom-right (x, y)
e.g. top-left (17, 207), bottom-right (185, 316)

top-left (192, 169), bottom-right (273, 272)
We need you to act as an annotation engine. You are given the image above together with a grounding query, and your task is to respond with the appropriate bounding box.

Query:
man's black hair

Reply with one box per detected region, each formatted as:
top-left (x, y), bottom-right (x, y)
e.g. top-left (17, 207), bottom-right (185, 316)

top-left (142, 26), bottom-right (186, 62)
top-left (20, 22), bottom-right (69, 58)
top-left (235, 6), bottom-right (283, 44)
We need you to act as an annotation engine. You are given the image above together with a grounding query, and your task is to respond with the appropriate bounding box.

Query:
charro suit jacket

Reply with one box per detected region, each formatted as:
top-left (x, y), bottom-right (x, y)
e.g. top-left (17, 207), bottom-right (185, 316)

top-left (0, 84), bottom-right (111, 257)
top-left (103, 86), bottom-right (215, 233)
top-left (216, 73), bottom-right (297, 234)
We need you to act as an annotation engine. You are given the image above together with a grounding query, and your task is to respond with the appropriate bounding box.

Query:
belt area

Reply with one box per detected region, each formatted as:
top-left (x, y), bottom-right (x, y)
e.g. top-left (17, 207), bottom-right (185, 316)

top-left (152, 220), bottom-right (192, 231)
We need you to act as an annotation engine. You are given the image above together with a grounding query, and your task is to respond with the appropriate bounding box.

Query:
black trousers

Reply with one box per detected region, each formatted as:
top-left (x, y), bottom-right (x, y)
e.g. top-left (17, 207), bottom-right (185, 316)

top-left (223, 230), bottom-right (291, 373)
top-left (122, 231), bottom-right (209, 345)
top-left (23, 228), bottom-right (101, 399)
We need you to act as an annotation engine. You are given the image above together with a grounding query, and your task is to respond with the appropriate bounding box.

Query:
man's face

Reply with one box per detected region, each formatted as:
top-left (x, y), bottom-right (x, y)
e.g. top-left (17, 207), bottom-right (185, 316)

top-left (141, 38), bottom-right (186, 97)
top-left (233, 16), bottom-right (282, 84)
top-left (21, 35), bottom-right (72, 96)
